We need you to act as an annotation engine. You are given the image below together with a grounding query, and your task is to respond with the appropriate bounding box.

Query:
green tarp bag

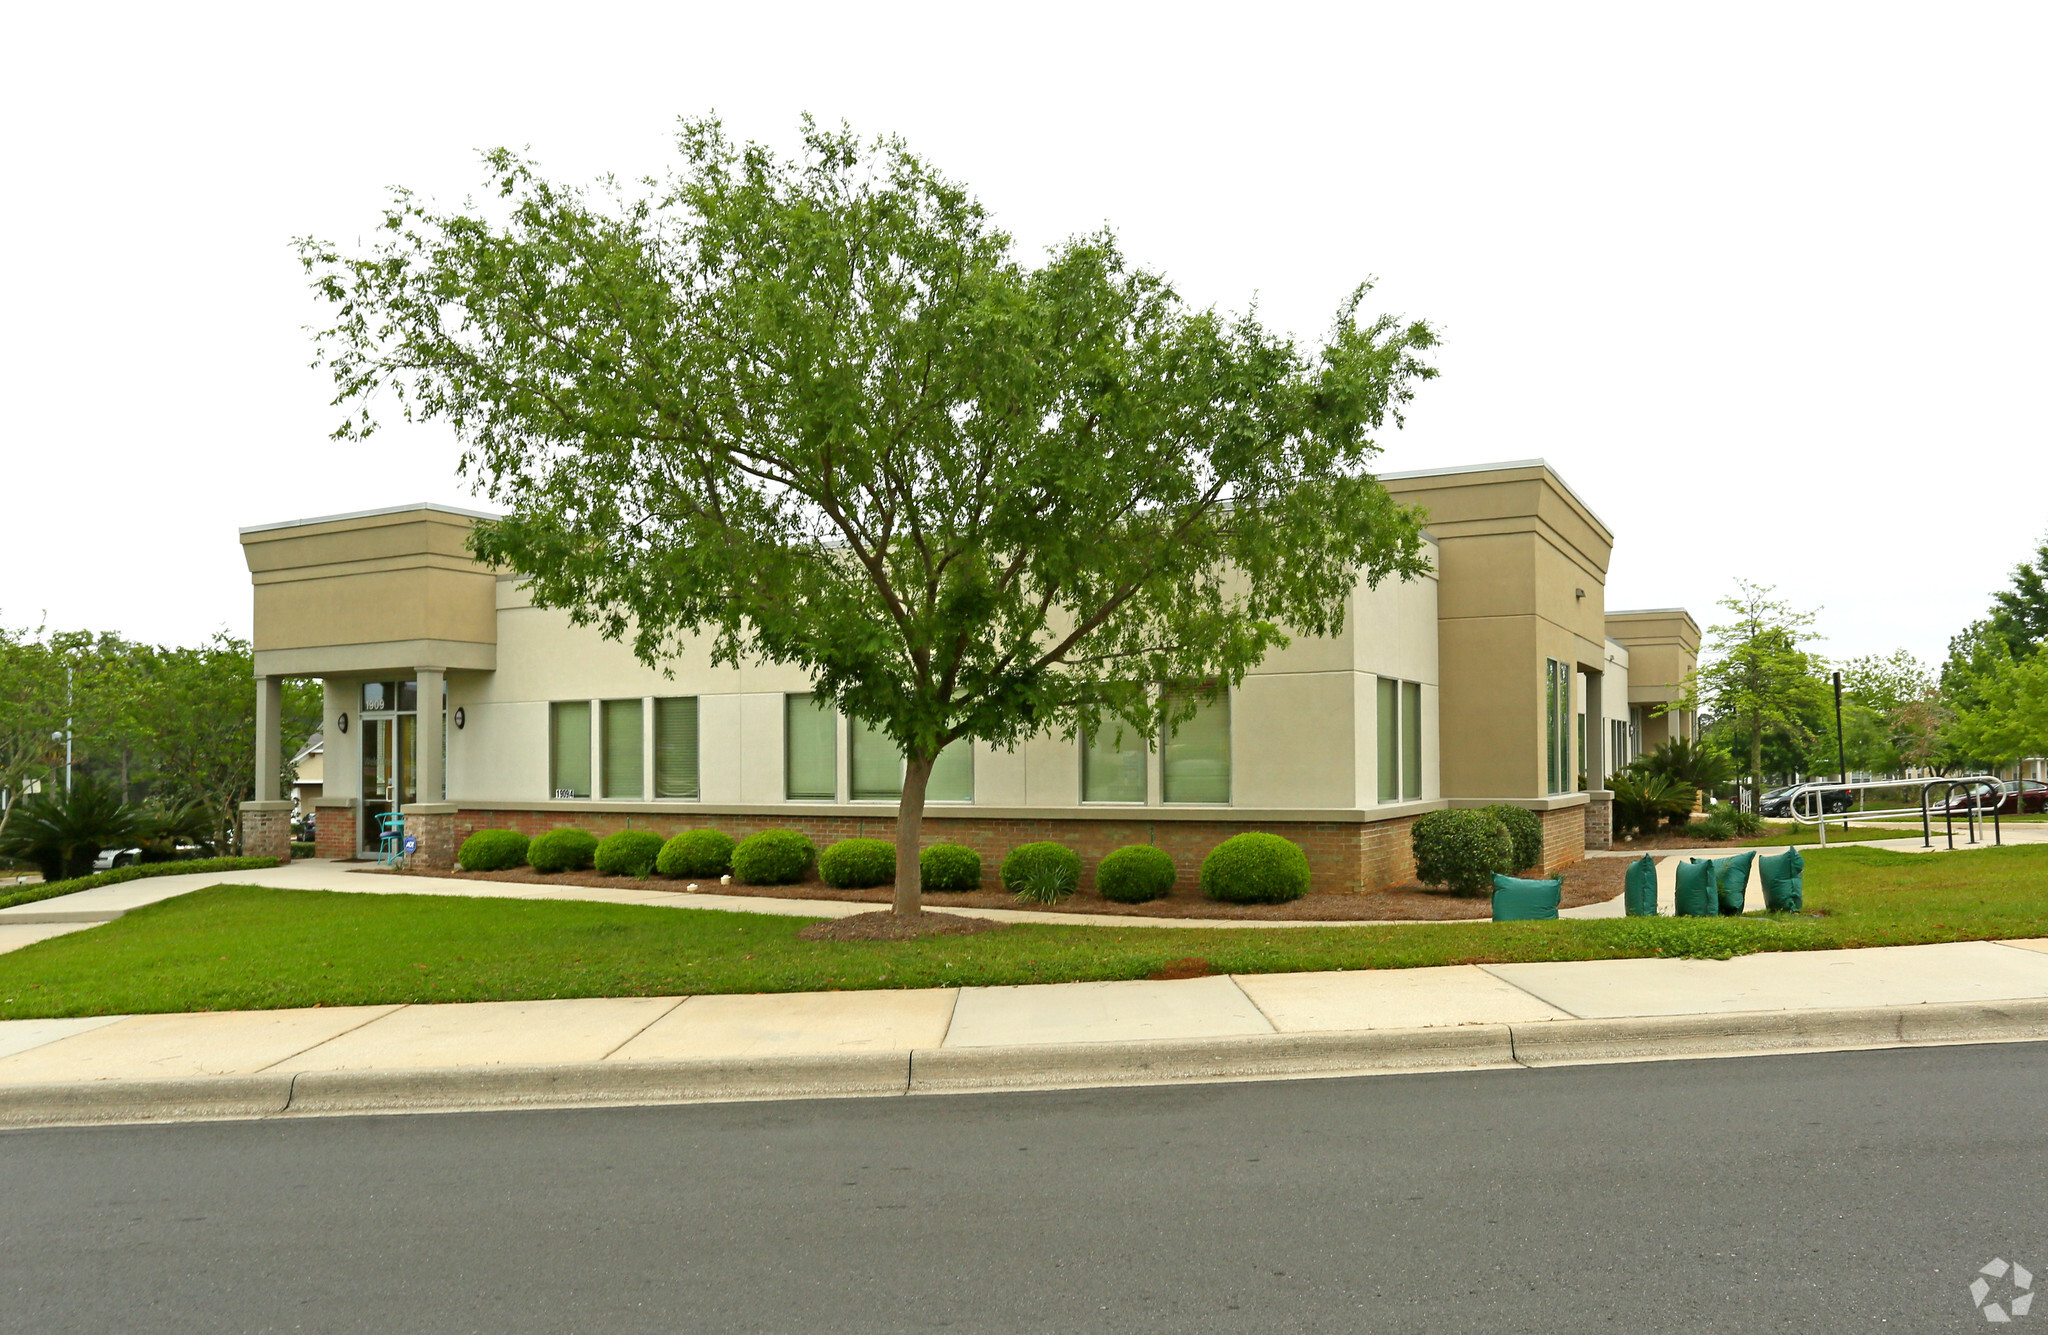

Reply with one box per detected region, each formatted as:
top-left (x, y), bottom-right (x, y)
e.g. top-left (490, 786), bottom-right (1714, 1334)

top-left (1491, 873), bottom-right (1562, 921)
top-left (1674, 859), bottom-right (1718, 917)
top-left (1624, 855), bottom-right (1658, 916)
top-left (1759, 846), bottom-right (1804, 913)
top-left (1712, 851), bottom-right (1757, 916)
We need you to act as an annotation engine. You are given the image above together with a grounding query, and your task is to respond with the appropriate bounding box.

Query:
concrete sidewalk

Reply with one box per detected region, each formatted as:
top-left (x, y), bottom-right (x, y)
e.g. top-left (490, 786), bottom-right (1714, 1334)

top-left (4, 935), bottom-right (2048, 1127)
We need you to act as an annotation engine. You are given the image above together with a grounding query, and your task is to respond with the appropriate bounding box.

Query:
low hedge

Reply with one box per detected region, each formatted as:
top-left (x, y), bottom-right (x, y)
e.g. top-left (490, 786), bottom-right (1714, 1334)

top-left (457, 829), bottom-right (529, 872)
top-left (1200, 833), bottom-right (1310, 904)
top-left (731, 830), bottom-right (816, 885)
top-left (656, 829), bottom-right (735, 878)
top-left (820, 838), bottom-right (897, 889)
top-left (1412, 809), bottom-right (1514, 896)
top-left (527, 828), bottom-right (599, 874)
top-left (1000, 842), bottom-right (1081, 897)
top-left (919, 843), bottom-right (982, 893)
top-left (0, 857), bottom-right (283, 912)
top-left (1483, 805), bottom-right (1545, 874)
top-left (1096, 844), bottom-right (1177, 903)
top-left (290, 841), bottom-right (315, 860)
top-left (594, 830), bottom-right (665, 878)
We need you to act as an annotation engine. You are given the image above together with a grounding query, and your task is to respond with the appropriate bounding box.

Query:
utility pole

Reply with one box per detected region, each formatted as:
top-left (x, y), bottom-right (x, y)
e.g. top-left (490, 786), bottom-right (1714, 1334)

top-left (1832, 670), bottom-right (1847, 784)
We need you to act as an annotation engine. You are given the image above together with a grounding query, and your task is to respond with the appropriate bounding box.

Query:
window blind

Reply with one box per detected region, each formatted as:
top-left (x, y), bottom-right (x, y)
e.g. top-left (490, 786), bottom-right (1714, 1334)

top-left (600, 698), bottom-right (643, 800)
top-left (550, 701), bottom-right (591, 799)
top-left (785, 694), bottom-right (836, 800)
top-left (1161, 688), bottom-right (1230, 804)
top-left (1377, 677), bottom-right (1399, 803)
top-left (1401, 680), bottom-right (1422, 800)
top-left (654, 697), bottom-right (699, 799)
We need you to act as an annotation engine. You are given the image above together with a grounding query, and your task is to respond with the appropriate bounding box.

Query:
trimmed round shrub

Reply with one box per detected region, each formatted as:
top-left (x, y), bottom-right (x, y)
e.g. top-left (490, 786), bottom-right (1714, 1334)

top-left (1096, 844), bottom-right (1177, 904)
top-left (1199, 832), bottom-right (1310, 904)
top-left (656, 829), bottom-right (735, 878)
top-left (820, 837), bottom-right (897, 889)
top-left (1483, 804), bottom-right (1545, 874)
top-left (919, 843), bottom-right (982, 893)
top-left (456, 828), bottom-right (528, 872)
top-left (1411, 809), bottom-right (1514, 896)
top-left (594, 829), bottom-right (665, 878)
top-left (527, 827), bottom-right (599, 874)
top-left (731, 829), bottom-right (816, 885)
top-left (1000, 841), bottom-right (1081, 897)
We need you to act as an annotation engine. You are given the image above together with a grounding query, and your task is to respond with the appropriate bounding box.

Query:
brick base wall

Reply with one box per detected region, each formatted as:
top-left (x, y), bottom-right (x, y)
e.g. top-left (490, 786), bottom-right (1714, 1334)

top-left (452, 808), bottom-right (1428, 895)
top-left (1537, 805), bottom-right (1586, 873)
top-left (405, 811), bottom-right (458, 870)
top-left (1585, 795), bottom-right (1613, 852)
top-left (314, 804), bottom-right (356, 860)
top-left (239, 805), bottom-right (293, 863)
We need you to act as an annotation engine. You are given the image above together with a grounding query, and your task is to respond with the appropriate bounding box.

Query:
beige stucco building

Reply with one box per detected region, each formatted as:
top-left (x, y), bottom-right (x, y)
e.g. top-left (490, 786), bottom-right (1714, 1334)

top-left (237, 460), bottom-right (1697, 892)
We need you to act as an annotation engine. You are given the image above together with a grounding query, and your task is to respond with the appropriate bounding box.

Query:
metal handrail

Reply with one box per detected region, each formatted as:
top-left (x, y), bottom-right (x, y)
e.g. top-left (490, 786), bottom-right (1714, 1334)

top-left (1784, 774), bottom-right (2004, 849)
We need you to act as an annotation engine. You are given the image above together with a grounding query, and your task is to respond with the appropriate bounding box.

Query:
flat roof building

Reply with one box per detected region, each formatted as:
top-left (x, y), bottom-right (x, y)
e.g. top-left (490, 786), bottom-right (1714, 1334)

top-left (238, 461), bottom-right (1697, 892)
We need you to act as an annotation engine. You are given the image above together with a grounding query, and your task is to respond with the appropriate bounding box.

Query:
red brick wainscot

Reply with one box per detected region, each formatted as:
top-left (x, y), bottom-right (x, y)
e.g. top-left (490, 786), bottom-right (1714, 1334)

top-left (312, 798), bottom-right (359, 860)
top-left (238, 800), bottom-right (294, 863)
top-left (447, 805), bottom-right (1433, 894)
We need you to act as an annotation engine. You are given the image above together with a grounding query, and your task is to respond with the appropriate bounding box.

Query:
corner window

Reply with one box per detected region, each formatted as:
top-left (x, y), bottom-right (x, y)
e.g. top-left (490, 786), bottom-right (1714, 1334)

top-left (1378, 677), bottom-right (1423, 802)
top-left (549, 701), bottom-right (591, 799)
top-left (785, 693), bottom-right (837, 801)
top-left (654, 697), bottom-right (699, 800)
top-left (1545, 659), bottom-right (1571, 794)
top-left (850, 718), bottom-right (902, 801)
top-left (1161, 688), bottom-right (1230, 804)
top-left (600, 698), bottom-right (643, 800)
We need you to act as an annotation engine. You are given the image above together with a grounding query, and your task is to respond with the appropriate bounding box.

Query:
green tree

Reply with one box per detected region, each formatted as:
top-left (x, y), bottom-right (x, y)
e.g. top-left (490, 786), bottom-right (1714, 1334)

top-left (1988, 534), bottom-right (2048, 658)
top-left (302, 118), bottom-right (1438, 918)
top-left (1683, 581), bottom-right (1831, 805)
top-left (0, 623), bottom-right (67, 842)
top-left (1948, 649), bottom-right (2048, 766)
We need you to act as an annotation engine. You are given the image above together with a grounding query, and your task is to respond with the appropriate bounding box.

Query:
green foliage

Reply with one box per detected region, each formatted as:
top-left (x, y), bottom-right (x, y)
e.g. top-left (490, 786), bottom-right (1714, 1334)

top-left (819, 838), bottom-right (897, 889)
top-left (1698, 802), bottom-right (1765, 841)
top-left (730, 830), bottom-right (816, 885)
top-left (1096, 844), bottom-right (1177, 903)
top-left (300, 116), bottom-right (1437, 914)
top-left (1200, 832), bottom-right (1311, 904)
top-left (1410, 810), bottom-right (1514, 897)
top-left (1634, 739), bottom-right (1733, 798)
top-left (1010, 860), bottom-right (1077, 905)
top-left (1481, 805), bottom-right (1544, 872)
top-left (290, 842), bottom-right (315, 859)
top-left (1000, 842), bottom-right (1082, 898)
top-left (1685, 581), bottom-right (1831, 800)
top-left (0, 856), bottom-right (282, 912)
top-left (1988, 533), bottom-right (2048, 658)
top-left (656, 829), bottom-right (735, 878)
top-left (1608, 773), bottom-right (1693, 839)
top-left (457, 829), bottom-right (529, 872)
top-left (0, 772), bottom-right (149, 882)
top-left (594, 830), bottom-right (665, 878)
top-left (918, 843), bottom-right (982, 893)
top-left (527, 828), bottom-right (599, 874)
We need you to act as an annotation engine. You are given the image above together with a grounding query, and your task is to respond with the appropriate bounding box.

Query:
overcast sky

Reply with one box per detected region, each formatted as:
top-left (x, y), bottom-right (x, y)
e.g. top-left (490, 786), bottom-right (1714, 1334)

top-left (4, 2), bottom-right (2040, 672)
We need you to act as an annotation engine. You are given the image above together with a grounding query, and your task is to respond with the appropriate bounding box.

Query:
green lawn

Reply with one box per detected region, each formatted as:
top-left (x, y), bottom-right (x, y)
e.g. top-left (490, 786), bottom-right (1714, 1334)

top-left (2, 846), bottom-right (2046, 1019)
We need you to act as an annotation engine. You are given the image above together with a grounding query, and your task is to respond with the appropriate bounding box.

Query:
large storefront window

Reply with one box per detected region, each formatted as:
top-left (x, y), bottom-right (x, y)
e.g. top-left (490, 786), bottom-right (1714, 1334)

top-left (1161, 688), bottom-right (1230, 804)
top-left (785, 693), bottom-right (837, 800)
top-left (850, 719), bottom-right (974, 802)
top-left (1545, 659), bottom-right (1570, 795)
top-left (600, 698), bottom-right (643, 799)
top-left (654, 697), bottom-right (700, 800)
top-left (1082, 721), bottom-right (1147, 803)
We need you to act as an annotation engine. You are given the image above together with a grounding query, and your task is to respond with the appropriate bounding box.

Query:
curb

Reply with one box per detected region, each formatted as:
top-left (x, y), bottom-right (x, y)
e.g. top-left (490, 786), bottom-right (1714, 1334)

top-left (5, 999), bottom-right (2048, 1130)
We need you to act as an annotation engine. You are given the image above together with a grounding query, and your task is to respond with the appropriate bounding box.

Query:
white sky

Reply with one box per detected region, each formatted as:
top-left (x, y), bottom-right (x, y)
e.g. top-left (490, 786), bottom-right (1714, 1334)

top-left (4, 2), bottom-right (2041, 671)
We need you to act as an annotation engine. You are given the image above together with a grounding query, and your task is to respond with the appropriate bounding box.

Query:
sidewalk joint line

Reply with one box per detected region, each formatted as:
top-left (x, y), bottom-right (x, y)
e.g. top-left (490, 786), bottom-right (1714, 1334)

top-left (598, 996), bottom-right (691, 1061)
top-left (1225, 973), bottom-right (1283, 1035)
top-left (254, 1003), bottom-right (415, 1074)
top-left (1476, 964), bottom-right (1589, 1020)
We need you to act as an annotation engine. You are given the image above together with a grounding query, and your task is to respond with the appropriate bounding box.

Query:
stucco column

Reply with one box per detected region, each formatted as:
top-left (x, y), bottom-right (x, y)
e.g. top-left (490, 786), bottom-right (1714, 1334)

top-left (253, 674), bottom-right (283, 802)
top-left (415, 667), bottom-right (445, 804)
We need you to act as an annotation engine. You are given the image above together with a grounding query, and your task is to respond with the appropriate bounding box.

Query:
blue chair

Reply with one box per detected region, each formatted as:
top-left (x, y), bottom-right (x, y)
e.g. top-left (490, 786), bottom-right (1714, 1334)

top-left (376, 812), bottom-right (407, 865)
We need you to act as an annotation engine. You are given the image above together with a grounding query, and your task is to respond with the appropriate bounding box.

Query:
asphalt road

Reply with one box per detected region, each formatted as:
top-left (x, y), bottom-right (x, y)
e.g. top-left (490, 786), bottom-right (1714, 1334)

top-left (5, 1043), bottom-right (2047, 1333)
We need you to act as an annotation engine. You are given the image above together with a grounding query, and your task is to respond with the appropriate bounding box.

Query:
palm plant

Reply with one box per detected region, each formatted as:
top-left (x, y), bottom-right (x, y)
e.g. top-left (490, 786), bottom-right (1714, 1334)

top-left (0, 772), bottom-right (148, 882)
top-left (1608, 773), bottom-right (1694, 839)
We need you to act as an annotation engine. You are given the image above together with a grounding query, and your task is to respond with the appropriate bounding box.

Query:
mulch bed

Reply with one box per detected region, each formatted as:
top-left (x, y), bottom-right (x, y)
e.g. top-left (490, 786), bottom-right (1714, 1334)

top-left (359, 856), bottom-right (1627, 922)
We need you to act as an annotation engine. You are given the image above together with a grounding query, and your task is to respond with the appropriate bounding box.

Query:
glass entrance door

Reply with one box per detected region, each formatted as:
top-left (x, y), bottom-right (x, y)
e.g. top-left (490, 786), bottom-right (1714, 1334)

top-left (358, 686), bottom-right (418, 856)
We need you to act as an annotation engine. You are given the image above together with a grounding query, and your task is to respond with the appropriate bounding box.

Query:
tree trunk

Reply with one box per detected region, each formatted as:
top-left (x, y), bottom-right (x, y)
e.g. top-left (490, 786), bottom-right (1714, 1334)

top-left (893, 752), bottom-right (934, 916)
top-left (1748, 723), bottom-right (1764, 813)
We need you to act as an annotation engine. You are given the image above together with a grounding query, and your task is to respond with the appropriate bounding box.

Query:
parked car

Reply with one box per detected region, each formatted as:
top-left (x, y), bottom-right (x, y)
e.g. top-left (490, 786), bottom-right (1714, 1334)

top-left (1927, 780), bottom-right (2046, 817)
top-left (1759, 784), bottom-right (1851, 817)
top-left (92, 840), bottom-right (207, 871)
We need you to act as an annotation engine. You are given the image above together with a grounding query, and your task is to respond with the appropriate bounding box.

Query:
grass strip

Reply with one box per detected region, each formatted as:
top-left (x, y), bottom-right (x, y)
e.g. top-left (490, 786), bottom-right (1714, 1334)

top-left (1, 845), bottom-right (2045, 1019)
top-left (0, 857), bottom-right (284, 912)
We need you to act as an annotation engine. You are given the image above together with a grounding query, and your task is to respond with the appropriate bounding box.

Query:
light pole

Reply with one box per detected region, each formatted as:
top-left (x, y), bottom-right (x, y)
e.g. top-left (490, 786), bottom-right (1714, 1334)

top-left (1832, 669), bottom-right (1847, 785)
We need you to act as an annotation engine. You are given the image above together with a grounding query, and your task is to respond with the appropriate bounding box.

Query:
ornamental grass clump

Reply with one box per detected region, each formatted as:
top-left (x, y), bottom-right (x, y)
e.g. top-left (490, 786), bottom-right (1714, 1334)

top-left (820, 838), bottom-right (897, 889)
top-left (1001, 842), bottom-right (1080, 904)
top-left (1199, 832), bottom-right (1310, 904)
top-left (1096, 844), bottom-right (1177, 903)
top-left (731, 830), bottom-right (816, 885)
top-left (1410, 809), bottom-right (1513, 896)
top-left (456, 829), bottom-right (529, 872)
top-left (919, 843), bottom-right (982, 893)
top-left (656, 829), bottom-right (735, 878)
top-left (594, 829), bottom-right (666, 878)
top-left (526, 828), bottom-right (599, 874)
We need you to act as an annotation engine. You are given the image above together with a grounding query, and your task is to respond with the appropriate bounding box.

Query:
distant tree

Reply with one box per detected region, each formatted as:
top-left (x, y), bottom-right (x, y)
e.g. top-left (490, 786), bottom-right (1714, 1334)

top-left (301, 118), bottom-right (1439, 919)
top-left (1837, 649), bottom-right (1941, 775)
top-left (0, 624), bottom-right (66, 842)
top-left (1988, 534), bottom-right (2048, 658)
top-left (1682, 581), bottom-right (1831, 805)
top-left (1947, 650), bottom-right (2048, 768)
